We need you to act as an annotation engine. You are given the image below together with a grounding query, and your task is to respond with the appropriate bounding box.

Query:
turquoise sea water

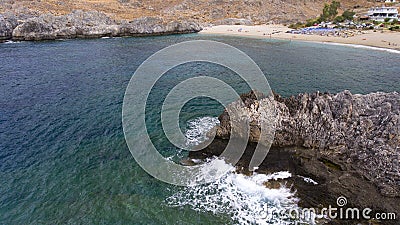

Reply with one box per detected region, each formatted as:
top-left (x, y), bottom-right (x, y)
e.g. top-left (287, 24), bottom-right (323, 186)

top-left (0, 34), bottom-right (399, 224)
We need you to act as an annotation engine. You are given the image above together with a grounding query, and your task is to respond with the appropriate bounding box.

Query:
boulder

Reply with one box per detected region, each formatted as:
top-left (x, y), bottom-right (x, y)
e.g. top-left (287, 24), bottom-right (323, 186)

top-left (12, 18), bottom-right (55, 40)
top-left (0, 14), bottom-right (18, 40)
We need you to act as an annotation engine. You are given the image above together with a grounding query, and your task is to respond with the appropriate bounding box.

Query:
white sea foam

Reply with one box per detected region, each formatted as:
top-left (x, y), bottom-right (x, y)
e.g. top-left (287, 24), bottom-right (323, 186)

top-left (4, 40), bottom-right (22, 44)
top-left (322, 42), bottom-right (400, 54)
top-left (167, 164), bottom-right (299, 224)
top-left (264, 171), bottom-right (292, 181)
top-left (298, 175), bottom-right (318, 185)
top-left (170, 117), bottom-right (299, 224)
top-left (184, 116), bottom-right (220, 147)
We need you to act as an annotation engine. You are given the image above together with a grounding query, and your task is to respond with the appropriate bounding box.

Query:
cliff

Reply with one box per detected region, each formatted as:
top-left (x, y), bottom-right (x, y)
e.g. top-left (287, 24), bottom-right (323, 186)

top-left (0, 10), bottom-right (201, 41)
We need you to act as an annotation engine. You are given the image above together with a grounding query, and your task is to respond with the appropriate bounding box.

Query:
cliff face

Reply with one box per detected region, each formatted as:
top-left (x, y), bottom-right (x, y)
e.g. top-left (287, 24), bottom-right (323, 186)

top-left (0, 10), bottom-right (202, 41)
top-left (0, 0), bottom-right (374, 24)
top-left (215, 90), bottom-right (400, 196)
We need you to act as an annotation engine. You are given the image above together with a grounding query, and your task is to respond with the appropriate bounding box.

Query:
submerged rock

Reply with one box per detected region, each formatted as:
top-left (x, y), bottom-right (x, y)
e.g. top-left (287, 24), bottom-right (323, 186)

top-left (1, 10), bottom-right (202, 41)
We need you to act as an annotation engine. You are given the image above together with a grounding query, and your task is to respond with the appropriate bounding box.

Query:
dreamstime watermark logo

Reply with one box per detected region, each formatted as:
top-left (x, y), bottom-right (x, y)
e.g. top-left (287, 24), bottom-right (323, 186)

top-left (336, 196), bottom-right (347, 207)
top-left (264, 196), bottom-right (397, 223)
top-left (122, 40), bottom-right (276, 186)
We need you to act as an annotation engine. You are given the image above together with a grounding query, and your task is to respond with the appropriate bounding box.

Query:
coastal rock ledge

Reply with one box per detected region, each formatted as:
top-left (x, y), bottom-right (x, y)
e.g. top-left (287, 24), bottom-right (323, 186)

top-left (190, 90), bottom-right (400, 222)
top-left (217, 90), bottom-right (400, 195)
top-left (0, 10), bottom-right (202, 41)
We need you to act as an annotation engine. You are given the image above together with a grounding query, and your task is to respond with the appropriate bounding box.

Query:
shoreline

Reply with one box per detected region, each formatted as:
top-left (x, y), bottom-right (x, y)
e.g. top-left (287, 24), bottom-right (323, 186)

top-left (200, 24), bottom-right (400, 53)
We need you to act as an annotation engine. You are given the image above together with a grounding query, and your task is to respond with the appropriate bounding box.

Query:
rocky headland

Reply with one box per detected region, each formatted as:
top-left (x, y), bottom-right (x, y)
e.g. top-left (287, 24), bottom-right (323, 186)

top-left (189, 90), bottom-right (400, 224)
top-left (0, 10), bottom-right (201, 41)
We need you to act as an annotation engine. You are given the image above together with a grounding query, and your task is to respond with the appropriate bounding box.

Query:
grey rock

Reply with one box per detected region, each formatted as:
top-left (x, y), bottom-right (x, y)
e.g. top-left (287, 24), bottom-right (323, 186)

top-left (191, 90), bottom-right (400, 223)
top-left (216, 90), bottom-right (400, 196)
top-left (12, 18), bottom-right (55, 40)
top-left (6, 10), bottom-right (202, 41)
top-left (165, 20), bottom-right (202, 34)
top-left (0, 14), bottom-right (18, 40)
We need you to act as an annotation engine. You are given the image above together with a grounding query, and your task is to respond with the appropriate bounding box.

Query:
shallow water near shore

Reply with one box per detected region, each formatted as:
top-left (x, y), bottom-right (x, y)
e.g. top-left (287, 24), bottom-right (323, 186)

top-left (1, 34), bottom-right (399, 224)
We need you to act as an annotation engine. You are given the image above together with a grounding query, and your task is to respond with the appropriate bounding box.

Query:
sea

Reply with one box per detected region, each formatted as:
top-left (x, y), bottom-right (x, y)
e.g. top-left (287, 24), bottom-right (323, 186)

top-left (1, 34), bottom-right (399, 224)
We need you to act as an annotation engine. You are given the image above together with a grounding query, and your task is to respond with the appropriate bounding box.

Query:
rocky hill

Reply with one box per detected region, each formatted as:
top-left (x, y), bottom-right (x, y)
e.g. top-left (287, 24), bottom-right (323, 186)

top-left (0, 0), bottom-right (375, 24)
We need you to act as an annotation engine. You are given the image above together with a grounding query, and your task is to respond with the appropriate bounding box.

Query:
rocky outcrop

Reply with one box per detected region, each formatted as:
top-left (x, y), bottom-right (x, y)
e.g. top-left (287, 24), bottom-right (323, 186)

top-left (189, 90), bottom-right (400, 223)
top-left (0, 10), bottom-right (202, 41)
top-left (0, 13), bottom-right (18, 40)
top-left (215, 90), bottom-right (400, 196)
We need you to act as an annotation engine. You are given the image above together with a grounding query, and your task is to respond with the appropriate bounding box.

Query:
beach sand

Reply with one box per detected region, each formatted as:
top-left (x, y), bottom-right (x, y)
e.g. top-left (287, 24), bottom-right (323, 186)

top-left (200, 25), bottom-right (400, 51)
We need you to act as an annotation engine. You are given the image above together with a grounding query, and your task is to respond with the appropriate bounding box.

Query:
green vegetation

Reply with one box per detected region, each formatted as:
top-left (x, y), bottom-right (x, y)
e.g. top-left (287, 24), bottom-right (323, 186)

top-left (342, 10), bottom-right (356, 21)
top-left (320, 1), bottom-right (341, 22)
top-left (373, 19), bottom-right (400, 30)
top-left (373, 20), bottom-right (381, 25)
top-left (288, 1), bottom-right (359, 28)
top-left (333, 16), bottom-right (345, 23)
top-left (305, 18), bottom-right (320, 27)
top-left (333, 10), bottom-right (355, 23)
top-left (288, 22), bottom-right (305, 29)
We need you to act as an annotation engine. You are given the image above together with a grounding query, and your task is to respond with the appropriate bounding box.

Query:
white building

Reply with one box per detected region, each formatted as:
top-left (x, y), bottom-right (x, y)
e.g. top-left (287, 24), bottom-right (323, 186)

top-left (368, 7), bottom-right (399, 21)
top-left (376, 0), bottom-right (397, 3)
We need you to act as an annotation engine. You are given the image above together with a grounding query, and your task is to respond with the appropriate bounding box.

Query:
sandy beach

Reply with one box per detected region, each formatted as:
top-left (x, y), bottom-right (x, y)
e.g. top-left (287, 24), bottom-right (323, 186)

top-left (200, 25), bottom-right (400, 51)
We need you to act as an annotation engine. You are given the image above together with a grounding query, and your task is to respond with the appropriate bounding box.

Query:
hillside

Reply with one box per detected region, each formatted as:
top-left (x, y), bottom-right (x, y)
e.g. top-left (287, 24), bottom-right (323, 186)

top-left (0, 0), bottom-right (376, 24)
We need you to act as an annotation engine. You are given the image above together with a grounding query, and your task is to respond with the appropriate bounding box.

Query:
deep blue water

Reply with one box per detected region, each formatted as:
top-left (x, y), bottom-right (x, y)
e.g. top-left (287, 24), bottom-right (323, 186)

top-left (0, 34), bottom-right (399, 224)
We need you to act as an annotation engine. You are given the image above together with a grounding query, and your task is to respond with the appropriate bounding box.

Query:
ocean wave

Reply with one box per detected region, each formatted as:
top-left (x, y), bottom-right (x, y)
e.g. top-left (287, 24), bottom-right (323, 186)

top-left (184, 116), bottom-right (220, 147)
top-left (167, 116), bottom-right (299, 224)
top-left (3, 40), bottom-right (22, 44)
top-left (322, 42), bottom-right (400, 54)
top-left (166, 166), bottom-right (298, 224)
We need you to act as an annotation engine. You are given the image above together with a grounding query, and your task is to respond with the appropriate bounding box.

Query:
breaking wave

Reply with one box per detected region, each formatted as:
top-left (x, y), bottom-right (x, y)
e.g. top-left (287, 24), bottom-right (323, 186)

top-left (166, 168), bottom-right (299, 224)
top-left (184, 116), bottom-right (220, 147)
top-left (167, 116), bottom-right (299, 224)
